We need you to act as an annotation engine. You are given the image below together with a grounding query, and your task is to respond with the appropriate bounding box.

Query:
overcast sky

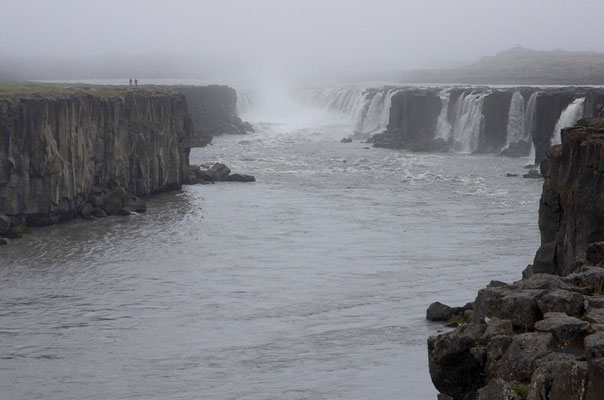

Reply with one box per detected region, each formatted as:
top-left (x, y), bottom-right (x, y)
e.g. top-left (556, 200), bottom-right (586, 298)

top-left (2, 0), bottom-right (604, 80)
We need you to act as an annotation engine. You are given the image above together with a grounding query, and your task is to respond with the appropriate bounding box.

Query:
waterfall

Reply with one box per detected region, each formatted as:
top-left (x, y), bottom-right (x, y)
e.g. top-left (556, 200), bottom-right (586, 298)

top-left (435, 89), bottom-right (452, 140)
top-left (297, 87), bottom-right (398, 136)
top-left (505, 91), bottom-right (525, 146)
top-left (236, 91), bottom-right (252, 116)
top-left (450, 91), bottom-right (486, 153)
top-left (551, 97), bottom-right (585, 145)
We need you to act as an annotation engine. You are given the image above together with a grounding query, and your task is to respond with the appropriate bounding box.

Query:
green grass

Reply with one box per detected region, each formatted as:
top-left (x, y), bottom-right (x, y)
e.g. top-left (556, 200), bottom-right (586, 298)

top-left (0, 81), bottom-right (176, 98)
top-left (510, 384), bottom-right (528, 399)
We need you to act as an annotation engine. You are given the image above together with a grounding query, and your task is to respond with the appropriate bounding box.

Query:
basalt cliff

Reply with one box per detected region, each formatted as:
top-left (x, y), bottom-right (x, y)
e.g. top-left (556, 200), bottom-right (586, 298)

top-left (427, 118), bottom-right (604, 400)
top-left (173, 85), bottom-right (253, 146)
top-left (0, 87), bottom-right (192, 228)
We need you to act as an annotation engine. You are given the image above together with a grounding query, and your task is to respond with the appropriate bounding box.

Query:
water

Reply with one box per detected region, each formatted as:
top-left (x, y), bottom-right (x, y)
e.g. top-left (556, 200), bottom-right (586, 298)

top-left (0, 97), bottom-right (542, 400)
top-left (451, 92), bottom-right (487, 152)
top-left (505, 91), bottom-right (525, 147)
top-left (551, 97), bottom-right (585, 145)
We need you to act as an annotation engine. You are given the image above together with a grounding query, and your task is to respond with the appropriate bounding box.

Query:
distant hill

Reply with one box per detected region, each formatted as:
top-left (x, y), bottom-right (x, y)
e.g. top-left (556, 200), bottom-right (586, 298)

top-left (400, 46), bottom-right (604, 85)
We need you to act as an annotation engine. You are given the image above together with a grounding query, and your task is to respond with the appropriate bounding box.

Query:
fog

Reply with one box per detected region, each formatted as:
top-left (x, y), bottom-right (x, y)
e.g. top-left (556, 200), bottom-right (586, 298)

top-left (2, 0), bottom-right (604, 82)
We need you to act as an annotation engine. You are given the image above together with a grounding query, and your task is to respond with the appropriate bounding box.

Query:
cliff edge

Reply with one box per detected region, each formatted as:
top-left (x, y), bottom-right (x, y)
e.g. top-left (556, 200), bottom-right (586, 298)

top-left (0, 86), bottom-right (192, 227)
top-left (428, 119), bottom-right (604, 400)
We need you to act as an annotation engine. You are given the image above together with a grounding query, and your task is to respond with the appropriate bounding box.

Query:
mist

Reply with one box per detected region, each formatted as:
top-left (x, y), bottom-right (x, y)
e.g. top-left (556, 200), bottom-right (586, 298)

top-left (3, 0), bottom-right (604, 83)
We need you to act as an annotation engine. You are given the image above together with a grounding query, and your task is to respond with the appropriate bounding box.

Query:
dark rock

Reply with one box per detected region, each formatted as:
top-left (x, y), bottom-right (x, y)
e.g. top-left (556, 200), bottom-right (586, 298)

top-left (506, 173), bottom-right (518, 177)
top-left (584, 308), bottom-right (604, 325)
top-left (496, 332), bottom-right (553, 382)
top-left (437, 394), bottom-right (453, 400)
top-left (203, 162), bottom-right (231, 181)
top-left (103, 188), bottom-right (128, 215)
top-left (586, 241), bottom-right (604, 265)
top-left (534, 312), bottom-right (591, 344)
top-left (527, 359), bottom-right (589, 400)
top-left (562, 267), bottom-right (604, 291)
top-left (523, 169), bottom-right (542, 179)
top-left (536, 125), bottom-right (604, 275)
top-left (0, 237), bottom-right (7, 245)
top-left (0, 90), bottom-right (192, 226)
top-left (116, 208), bottom-right (133, 216)
top-left (0, 214), bottom-right (10, 234)
top-left (223, 174), bottom-right (256, 182)
top-left (585, 358), bottom-right (604, 400)
top-left (481, 319), bottom-right (514, 344)
top-left (427, 302), bottom-right (454, 321)
top-left (500, 140), bottom-right (532, 158)
top-left (473, 286), bottom-right (544, 329)
top-left (584, 332), bottom-right (604, 359)
top-left (79, 202), bottom-right (93, 220)
top-left (124, 197), bottom-right (147, 213)
top-left (172, 85), bottom-right (253, 146)
top-left (340, 137), bottom-right (353, 143)
top-left (537, 290), bottom-right (585, 317)
top-left (428, 323), bottom-right (486, 400)
top-left (90, 195), bottom-right (104, 208)
top-left (91, 208), bottom-right (108, 218)
top-left (476, 379), bottom-right (523, 400)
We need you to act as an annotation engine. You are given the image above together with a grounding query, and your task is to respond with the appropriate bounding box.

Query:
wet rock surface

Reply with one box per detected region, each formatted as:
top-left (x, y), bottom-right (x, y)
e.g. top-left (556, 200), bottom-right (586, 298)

top-left (188, 162), bottom-right (255, 184)
top-left (172, 85), bottom-right (253, 146)
top-left (428, 121), bottom-right (604, 400)
top-left (0, 89), bottom-right (191, 232)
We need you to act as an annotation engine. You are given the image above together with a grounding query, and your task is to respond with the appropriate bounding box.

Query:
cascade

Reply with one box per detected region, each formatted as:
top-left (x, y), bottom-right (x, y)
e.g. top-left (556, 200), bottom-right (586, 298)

top-left (236, 91), bottom-right (252, 116)
top-left (435, 89), bottom-right (452, 140)
top-left (297, 87), bottom-right (397, 136)
top-left (505, 91), bottom-right (525, 146)
top-left (450, 91), bottom-right (486, 153)
top-left (551, 97), bottom-right (585, 145)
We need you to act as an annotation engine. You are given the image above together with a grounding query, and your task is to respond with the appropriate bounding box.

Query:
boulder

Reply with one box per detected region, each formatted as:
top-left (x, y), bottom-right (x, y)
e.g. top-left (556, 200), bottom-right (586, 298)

top-left (0, 214), bottom-right (10, 235)
top-left (116, 208), bottom-right (133, 216)
top-left (90, 195), bottom-right (104, 208)
top-left (584, 307), bottom-right (604, 325)
top-left (584, 332), bottom-right (604, 359)
top-left (477, 379), bottom-right (524, 400)
top-left (527, 359), bottom-right (589, 400)
top-left (586, 241), bottom-right (604, 265)
top-left (523, 169), bottom-right (542, 179)
top-left (124, 197), bottom-right (147, 213)
top-left (427, 302), bottom-right (454, 321)
top-left (537, 290), bottom-right (585, 317)
top-left (208, 163), bottom-right (231, 181)
top-left (534, 312), bottom-right (591, 344)
top-left (79, 202), bottom-right (94, 220)
top-left (585, 358), bottom-right (604, 400)
top-left (496, 332), bottom-right (553, 382)
top-left (223, 174), bottom-right (256, 182)
top-left (428, 323), bottom-right (486, 400)
top-left (473, 286), bottom-right (544, 329)
top-left (481, 319), bottom-right (514, 344)
top-left (563, 267), bottom-right (604, 290)
top-left (0, 237), bottom-right (7, 245)
top-left (91, 208), bottom-right (108, 218)
top-left (340, 137), bottom-right (353, 143)
top-left (103, 188), bottom-right (128, 215)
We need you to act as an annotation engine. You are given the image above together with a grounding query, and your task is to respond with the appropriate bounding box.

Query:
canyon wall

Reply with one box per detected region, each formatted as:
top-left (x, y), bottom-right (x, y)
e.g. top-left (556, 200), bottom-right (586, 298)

top-left (173, 85), bottom-right (252, 146)
top-left (304, 86), bottom-right (604, 165)
top-left (0, 88), bottom-right (192, 226)
top-left (428, 119), bottom-right (604, 400)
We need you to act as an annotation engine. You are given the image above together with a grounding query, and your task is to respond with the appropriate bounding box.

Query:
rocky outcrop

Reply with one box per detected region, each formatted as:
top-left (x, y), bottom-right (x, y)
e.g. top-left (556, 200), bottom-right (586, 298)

top-left (189, 162), bottom-right (255, 183)
top-left (172, 85), bottom-right (253, 146)
top-left (371, 89), bottom-right (442, 151)
top-left (427, 121), bottom-right (604, 400)
top-left (365, 86), bottom-right (604, 163)
top-left (533, 119), bottom-right (604, 275)
top-left (0, 88), bottom-right (192, 227)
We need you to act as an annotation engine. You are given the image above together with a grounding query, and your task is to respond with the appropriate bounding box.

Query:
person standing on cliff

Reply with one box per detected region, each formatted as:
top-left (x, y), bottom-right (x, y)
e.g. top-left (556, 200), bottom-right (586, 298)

top-left (129, 78), bottom-right (132, 86)
top-left (134, 79), bottom-right (138, 86)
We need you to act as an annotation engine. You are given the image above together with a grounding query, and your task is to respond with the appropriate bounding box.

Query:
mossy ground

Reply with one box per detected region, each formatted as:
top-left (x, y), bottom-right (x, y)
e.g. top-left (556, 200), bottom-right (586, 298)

top-left (0, 82), bottom-right (177, 99)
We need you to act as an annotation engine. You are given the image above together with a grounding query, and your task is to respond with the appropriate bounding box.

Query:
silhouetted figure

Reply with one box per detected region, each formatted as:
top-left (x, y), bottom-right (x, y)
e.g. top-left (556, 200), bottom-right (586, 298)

top-left (129, 78), bottom-right (132, 86)
top-left (134, 79), bottom-right (138, 86)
